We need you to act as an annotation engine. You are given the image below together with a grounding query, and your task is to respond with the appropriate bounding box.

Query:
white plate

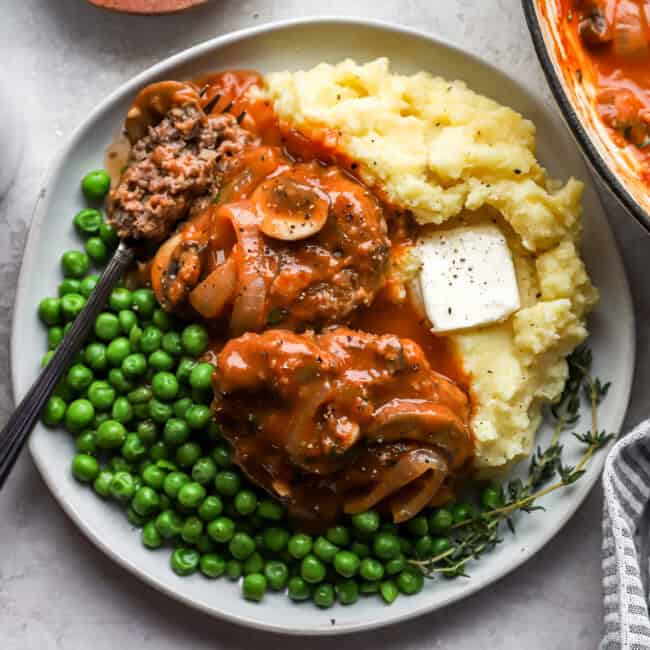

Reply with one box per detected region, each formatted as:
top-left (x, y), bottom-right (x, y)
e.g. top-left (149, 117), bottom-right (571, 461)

top-left (11, 17), bottom-right (635, 636)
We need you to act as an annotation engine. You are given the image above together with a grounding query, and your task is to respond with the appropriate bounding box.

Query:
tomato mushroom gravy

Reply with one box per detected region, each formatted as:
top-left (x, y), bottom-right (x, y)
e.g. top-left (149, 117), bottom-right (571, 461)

top-left (109, 70), bottom-right (474, 526)
top-left (558, 1), bottom-right (650, 180)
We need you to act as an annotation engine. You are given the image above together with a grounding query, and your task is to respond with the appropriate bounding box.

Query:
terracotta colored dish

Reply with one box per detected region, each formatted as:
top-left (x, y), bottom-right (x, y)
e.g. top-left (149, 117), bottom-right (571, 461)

top-left (88, 0), bottom-right (207, 14)
top-left (523, 0), bottom-right (650, 233)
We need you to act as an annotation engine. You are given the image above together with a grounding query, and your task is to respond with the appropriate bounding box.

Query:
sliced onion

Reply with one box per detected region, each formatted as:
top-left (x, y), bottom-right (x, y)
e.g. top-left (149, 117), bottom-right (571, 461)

top-left (388, 469), bottom-right (446, 523)
top-left (343, 447), bottom-right (448, 516)
top-left (150, 231), bottom-right (183, 307)
top-left (614, 0), bottom-right (648, 58)
top-left (189, 255), bottom-right (237, 319)
top-left (230, 275), bottom-right (267, 335)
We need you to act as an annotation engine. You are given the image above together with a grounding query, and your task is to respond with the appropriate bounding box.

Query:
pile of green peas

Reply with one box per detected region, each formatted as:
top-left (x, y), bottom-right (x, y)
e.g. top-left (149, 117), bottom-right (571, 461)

top-left (37, 169), bottom-right (503, 609)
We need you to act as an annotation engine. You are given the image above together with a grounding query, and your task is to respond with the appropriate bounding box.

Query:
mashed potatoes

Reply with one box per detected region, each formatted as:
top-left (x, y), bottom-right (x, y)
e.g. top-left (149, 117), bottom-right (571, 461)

top-left (264, 58), bottom-right (598, 471)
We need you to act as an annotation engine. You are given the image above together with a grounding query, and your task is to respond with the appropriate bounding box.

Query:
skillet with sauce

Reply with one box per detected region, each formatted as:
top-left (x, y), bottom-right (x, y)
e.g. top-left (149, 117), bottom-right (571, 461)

top-left (106, 71), bottom-right (474, 528)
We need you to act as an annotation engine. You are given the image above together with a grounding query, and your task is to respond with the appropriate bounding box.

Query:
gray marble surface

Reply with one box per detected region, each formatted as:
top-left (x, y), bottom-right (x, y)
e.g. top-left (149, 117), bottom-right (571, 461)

top-left (1, 1), bottom-right (648, 648)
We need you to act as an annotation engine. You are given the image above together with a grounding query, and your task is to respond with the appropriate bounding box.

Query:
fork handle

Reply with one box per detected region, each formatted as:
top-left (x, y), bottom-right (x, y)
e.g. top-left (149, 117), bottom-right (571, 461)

top-left (0, 242), bottom-right (134, 491)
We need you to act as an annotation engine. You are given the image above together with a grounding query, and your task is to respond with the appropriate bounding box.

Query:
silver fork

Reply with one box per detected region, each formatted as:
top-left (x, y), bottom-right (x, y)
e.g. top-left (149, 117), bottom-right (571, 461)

top-left (0, 242), bottom-right (134, 490)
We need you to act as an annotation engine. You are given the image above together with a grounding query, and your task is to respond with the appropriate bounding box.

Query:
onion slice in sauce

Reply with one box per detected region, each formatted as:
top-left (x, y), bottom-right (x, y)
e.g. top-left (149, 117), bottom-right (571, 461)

top-left (613, 0), bottom-right (649, 58)
top-left (189, 255), bottom-right (238, 319)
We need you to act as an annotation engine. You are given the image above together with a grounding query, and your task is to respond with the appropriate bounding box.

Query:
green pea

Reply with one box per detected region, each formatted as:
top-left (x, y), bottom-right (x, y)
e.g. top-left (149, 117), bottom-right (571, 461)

top-left (350, 542), bottom-right (370, 558)
top-left (131, 486), bottom-right (160, 517)
top-left (81, 169), bottom-right (111, 201)
top-left (214, 470), bottom-right (241, 497)
top-left (301, 554), bottom-right (326, 583)
top-left (155, 509), bottom-right (184, 539)
top-left (104, 338), bottom-right (129, 368)
top-left (135, 420), bottom-right (158, 446)
top-left (118, 309), bottom-right (137, 334)
top-left (122, 353), bottom-right (147, 378)
top-left (327, 525), bottom-right (350, 547)
top-left (191, 457), bottom-right (217, 485)
top-left (262, 527), bottom-right (289, 553)
top-left (228, 532), bottom-right (255, 561)
top-left (242, 573), bottom-right (266, 602)
top-left (109, 471), bottom-right (136, 501)
top-left (406, 515), bottom-right (429, 537)
top-left (84, 342), bottom-right (107, 371)
top-left (75, 430), bottom-right (97, 454)
top-left (162, 471), bottom-right (189, 499)
top-left (288, 533), bottom-right (313, 560)
top-left (314, 536), bottom-right (338, 563)
top-left (162, 418), bottom-right (190, 447)
top-left (198, 495), bottom-right (223, 521)
top-left (73, 208), bottom-right (103, 236)
top-left (99, 221), bottom-right (119, 249)
top-left (226, 560), bottom-right (242, 581)
top-left (42, 396), bottom-right (66, 427)
top-left (396, 568), bottom-right (424, 595)
top-left (141, 464), bottom-right (166, 490)
top-left (189, 363), bottom-right (213, 391)
top-left (313, 583), bottom-right (335, 608)
top-left (61, 250), bottom-right (90, 278)
top-left (142, 521), bottom-right (163, 549)
top-left (79, 274), bottom-right (100, 297)
top-left (385, 555), bottom-right (407, 576)
top-left (288, 576), bottom-right (311, 601)
top-left (152, 308), bottom-right (173, 331)
top-left (96, 419), bottom-right (127, 449)
top-left (151, 372), bottom-right (178, 401)
top-left (71, 453), bottom-right (99, 483)
top-left (132, 289), bottom-right (156, 319)
top-left (360, 580), bottom-right (380, 594)
top-left (60, 293), bottom-right (86, 321)
top-left (65, 399), bottom-right (95, 432)
top-left (172, 397), bottom-right (193, 419)
top-left (178, 324), bottom-right (207, 356)
top-left (431, 537), bottom-right (451, 556)
top-left (451, 502), bottom-right (475, 524)
top-left (481, 485), bottom-right (504, 510)
top-left (149, 441), bottom-right (170, 461)
top-left (233, 489), bottom-right (257, 516)
top-left (184, 404), bottom-right (210, 431)
top-left (161, 331), bottom-right (183, 357)
top-left (95, 312), bottom-right (120, 341)
top-left (243, 552), bottom-right (265, 576)
top-left (200, 553), bottom-right (226, 578)
top-left (333, 550), bottom-right (360, 578)
top-left (149, 349), bottom-right (174, 372)
top-left (415, 535), bottom-right (433, 559)
top-left (93, 470), bottom-right (113, 498)
top-left (121, 432), bottom-right (146, 462)
top-left (65, 364), bottom-right (93, 393)
top-left (58, 278), bottom-right (81, 296)
top-left (212, 444), bottom-right (232, 469)
top-left (107, 368), bottom-right (134, 393)
top-left (336, 579), bottom-right (359, 605)
top-left (207, 516), bottom-right (235, 543)
top-left (149, 398), bottom-right (173, 424)
top-left (257, 499), bottom-right (284, 521)
top-left (176, 357), bottom-right (196, 384)
top-left (93, 412), bottom-right (110, 428)
top-left (380, 579), bottom-right (399, 604)
top-left (351, 510), bottom-right (380, 534)
top-left (112, 396), bottom-right (133, 424)
top-left (359, 557), bottom-right (384, 581)
top-left (110, 457), bottom-right (134, 474)
top-left (106, 289), bottom-right (130, 314)
top-left (178, 481), bottom-right (206, 509)
top-left (181, 516), bottom-right (203, 545)
top-left (171, 547), bottom-right (200, 577)
top-left (127, 386), bottom-right (151, 405)
top-left (176, 442), bottom-right (201, 468)
top-left (264, 560), bottom-right (289, 590)
top-left (38, 297), bottom-right (61, 326)
top-left (86, 237), bottom-right (108, 265)
top-left (373, 533), bottom-right (401, 561)
top-left (138, 326), bottom-right (161, 354)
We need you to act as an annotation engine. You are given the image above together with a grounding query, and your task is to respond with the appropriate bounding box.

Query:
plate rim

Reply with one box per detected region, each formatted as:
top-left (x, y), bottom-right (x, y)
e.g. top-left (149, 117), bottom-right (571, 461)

top-left (11, 15), bottom-right (636, 636)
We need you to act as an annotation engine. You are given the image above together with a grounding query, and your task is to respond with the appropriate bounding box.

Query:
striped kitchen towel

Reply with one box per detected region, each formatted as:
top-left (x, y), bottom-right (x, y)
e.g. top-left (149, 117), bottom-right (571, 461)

top-left (602, 419), bottom-right (650, 649)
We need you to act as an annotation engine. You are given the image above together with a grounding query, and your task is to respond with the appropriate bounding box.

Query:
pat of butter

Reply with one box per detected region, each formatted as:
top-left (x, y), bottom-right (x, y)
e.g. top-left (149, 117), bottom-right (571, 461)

top-left (417, 224), bottom-right (520, 333)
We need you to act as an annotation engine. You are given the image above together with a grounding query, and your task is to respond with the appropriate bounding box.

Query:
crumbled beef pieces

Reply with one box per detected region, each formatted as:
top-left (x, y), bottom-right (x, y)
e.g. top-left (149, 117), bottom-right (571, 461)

top-left (108, 104), bottom-right (256, 241)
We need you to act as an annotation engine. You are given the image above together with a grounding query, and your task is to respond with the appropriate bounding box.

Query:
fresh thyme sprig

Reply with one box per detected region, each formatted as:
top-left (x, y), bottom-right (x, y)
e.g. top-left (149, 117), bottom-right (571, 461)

top-left (411, 345), bottom-right (615, 578)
